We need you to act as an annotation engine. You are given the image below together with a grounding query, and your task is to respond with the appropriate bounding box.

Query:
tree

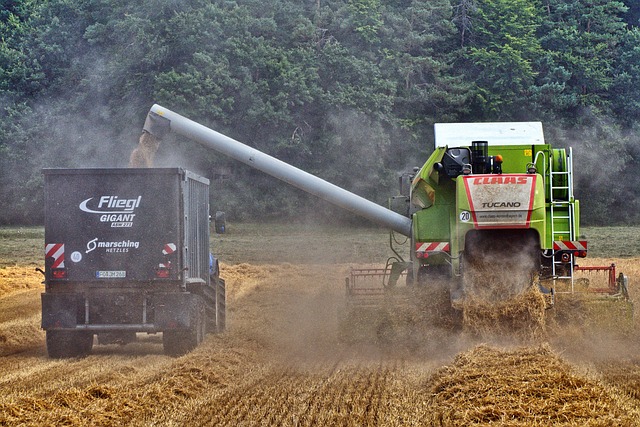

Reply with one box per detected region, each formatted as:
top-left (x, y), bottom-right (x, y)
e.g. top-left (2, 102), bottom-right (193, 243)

top-left (0, 0), bottom-right (639, 224)
top-left (383, 1), bottom-right (471, 129)
top-left (538, 0), bottom-right (628, 123)
top-left (457, 0), bottom-right (544, 120)
top-left (610, 28), bottom-right (640, 126)
top-left (621, 0), bottom-right (640, 27)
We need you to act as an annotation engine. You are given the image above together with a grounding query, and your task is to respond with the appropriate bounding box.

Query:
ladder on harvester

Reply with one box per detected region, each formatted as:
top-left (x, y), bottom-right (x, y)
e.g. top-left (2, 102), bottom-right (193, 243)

top-left (548, 147), bottom-right (575, 290)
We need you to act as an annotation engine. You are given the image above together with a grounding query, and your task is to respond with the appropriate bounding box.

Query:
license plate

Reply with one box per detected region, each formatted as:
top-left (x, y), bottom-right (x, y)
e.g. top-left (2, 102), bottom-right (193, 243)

top-left (96, 270), bottom-right (126, 278)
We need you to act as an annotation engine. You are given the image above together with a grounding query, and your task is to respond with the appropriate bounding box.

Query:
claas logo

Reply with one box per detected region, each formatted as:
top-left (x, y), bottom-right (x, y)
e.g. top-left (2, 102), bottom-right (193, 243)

top-left (472, 176), bottom-right (529, 185)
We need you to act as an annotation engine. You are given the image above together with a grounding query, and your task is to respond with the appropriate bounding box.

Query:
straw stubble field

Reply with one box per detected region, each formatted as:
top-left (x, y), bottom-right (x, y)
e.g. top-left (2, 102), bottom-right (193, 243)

top-left (2, 225), bottom-right (640, 426)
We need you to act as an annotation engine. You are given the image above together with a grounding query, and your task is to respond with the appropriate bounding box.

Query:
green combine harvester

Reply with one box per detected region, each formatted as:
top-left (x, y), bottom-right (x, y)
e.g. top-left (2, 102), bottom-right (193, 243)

top-left (141, 108), bottom-right (631, 341)
top-left (401, 122), bottom-right (585, 298)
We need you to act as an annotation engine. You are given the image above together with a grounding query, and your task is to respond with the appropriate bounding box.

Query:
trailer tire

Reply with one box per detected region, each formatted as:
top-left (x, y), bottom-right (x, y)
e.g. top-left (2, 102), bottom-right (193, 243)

top-left (216, 278), bottom-right (226, 332)
top-left (46, 330), bottom-right (93, 358)
top-left (163, 304), bottom-right (205, 357)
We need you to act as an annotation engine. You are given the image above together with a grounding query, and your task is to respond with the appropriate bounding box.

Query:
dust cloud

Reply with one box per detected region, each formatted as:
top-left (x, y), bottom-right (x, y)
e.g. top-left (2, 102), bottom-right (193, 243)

top-left (218, 249), bottom-right (638, 368)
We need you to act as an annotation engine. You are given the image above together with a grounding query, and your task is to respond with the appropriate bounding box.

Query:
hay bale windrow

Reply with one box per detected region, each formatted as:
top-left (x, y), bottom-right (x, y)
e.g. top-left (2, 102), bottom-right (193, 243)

top-left (427, 344), bottom-right (640, 425)
top-left (462, 286), bottom-right (547, 342)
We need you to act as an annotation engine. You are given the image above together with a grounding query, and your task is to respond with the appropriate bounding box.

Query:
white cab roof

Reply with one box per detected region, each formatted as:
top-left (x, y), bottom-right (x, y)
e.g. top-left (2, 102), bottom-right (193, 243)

top-left (434, 122), bottom-right (545, 147)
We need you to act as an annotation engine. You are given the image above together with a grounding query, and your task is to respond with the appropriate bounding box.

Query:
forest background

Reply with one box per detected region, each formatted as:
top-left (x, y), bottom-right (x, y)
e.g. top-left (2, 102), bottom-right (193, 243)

top-left (1, 0), bottom-right (639, 226)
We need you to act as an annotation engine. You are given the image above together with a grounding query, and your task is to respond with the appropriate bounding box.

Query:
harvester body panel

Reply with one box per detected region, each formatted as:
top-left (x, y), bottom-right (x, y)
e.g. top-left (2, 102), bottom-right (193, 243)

top-left (458, 174), bottom-right (540, 229)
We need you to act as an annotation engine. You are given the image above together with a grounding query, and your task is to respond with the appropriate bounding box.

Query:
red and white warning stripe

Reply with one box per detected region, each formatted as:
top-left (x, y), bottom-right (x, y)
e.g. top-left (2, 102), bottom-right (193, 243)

top-left (415, 242), bottom-right (450, 258)
top-left (45, 243), bottom-right (65, 268)
top-left (553, 241), bottom-right (588, 251)
top-left (162, 243), bottom-right (177, 255)
top-left (416, 242), bottom-right (450, 252)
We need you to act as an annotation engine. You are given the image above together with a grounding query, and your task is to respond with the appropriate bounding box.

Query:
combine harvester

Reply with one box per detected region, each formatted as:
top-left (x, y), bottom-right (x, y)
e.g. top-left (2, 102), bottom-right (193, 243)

top-left (142, 105), bottom-right (632, 340)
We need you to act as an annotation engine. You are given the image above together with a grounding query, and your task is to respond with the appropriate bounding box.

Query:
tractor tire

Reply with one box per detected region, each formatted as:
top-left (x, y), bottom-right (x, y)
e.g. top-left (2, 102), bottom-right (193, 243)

top-left (416, 267), bottom-right (462, 330)
top-left (375, 314), bottom-right (395, 346)
top-left (46, 330), bottom-right (93, 358)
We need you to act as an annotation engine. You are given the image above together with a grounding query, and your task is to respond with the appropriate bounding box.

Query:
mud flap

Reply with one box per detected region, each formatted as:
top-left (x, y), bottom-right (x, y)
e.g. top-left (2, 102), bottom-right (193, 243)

top-left (153, 293), bottom-right (200, 330)
top-left (41, 293), bottom-right (81, 329)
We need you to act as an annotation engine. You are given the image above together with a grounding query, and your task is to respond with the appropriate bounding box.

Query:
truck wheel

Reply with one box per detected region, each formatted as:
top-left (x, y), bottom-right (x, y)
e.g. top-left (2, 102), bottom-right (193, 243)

top-left (46, 330), bottom-right (93, 358)
top-left (163, 305), bottom-right (205, 357)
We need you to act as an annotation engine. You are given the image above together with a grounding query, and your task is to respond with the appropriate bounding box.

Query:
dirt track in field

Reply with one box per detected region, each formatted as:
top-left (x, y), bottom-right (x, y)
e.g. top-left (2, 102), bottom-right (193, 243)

top-left (2, 260), bottom-right (640, 425)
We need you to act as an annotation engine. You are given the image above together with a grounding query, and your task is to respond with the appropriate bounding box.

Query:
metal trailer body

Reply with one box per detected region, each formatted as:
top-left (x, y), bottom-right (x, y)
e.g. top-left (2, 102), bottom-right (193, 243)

top-left (42, 168), bottom-right (225, 358)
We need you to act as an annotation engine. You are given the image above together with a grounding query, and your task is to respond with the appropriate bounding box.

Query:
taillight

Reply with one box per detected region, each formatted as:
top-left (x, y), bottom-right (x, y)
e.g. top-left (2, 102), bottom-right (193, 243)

top-left (575, 250), bottom-right (587, 258)
top-left (51, 268), bottom-right (67, 279)
top-left (156, 267), bottom-right (170, 278)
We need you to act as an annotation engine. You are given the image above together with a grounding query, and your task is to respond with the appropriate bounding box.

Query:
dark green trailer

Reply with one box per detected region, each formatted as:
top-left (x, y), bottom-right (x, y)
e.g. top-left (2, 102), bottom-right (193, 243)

top-left (42, 168), bottom-right (225, 358)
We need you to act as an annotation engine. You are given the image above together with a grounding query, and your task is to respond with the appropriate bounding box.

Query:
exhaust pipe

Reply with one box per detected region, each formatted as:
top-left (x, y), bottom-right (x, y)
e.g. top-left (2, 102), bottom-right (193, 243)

top-left (146, 104), bottom-right (413, 237)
